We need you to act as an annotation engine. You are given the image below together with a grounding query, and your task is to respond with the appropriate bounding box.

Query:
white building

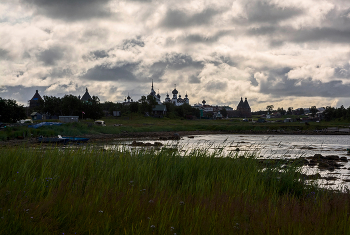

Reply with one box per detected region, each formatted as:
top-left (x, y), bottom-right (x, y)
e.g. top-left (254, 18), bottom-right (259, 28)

top-left (165, 85), bottom-right (189, 106)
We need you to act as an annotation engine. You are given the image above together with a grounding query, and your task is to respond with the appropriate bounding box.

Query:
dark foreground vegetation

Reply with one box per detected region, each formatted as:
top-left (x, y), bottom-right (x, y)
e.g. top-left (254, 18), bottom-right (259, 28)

top-left (1, 146), bottom-right (350, 234)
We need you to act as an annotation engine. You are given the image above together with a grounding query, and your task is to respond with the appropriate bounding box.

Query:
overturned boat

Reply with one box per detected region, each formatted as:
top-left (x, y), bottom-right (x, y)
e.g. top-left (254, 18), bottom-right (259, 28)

top-left (37, 135), bottom-right (89, 144)
top-left (61, 136), bottom-right (90, 143)
top-left (37, 136), bottom-right (69, 144)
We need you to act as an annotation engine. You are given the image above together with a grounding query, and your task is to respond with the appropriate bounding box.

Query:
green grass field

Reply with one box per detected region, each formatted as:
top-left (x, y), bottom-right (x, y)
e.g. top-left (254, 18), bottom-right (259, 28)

top-left (0, 146), bottom-right (349, 234)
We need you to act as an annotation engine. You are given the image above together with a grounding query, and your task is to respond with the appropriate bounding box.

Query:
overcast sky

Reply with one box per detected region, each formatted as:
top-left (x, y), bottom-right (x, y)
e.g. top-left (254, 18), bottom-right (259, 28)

top-left (1, 0), bottom-right (350, 111)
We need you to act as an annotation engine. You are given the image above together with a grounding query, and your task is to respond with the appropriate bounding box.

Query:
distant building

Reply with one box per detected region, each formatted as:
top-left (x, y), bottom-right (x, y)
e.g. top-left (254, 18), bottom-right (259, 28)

top-left (236, 97), bottom-right (252, 118)
top-left (29, 90), bottom-right (43, 108)
top-left (123, 93), bottom-right (133, 105)
top-left (31, 112), bottom-right (42, 120)
top-left (80, 88), bottom-right (92, 102)
top-left (165, 85), bottom-right (189, 106)
top-left (59, 116), bottom-right (79, 123)
top-left (194, 97), bottom-right (252, 118)
top-left (149, 80), bottom-right (162, 104)
top-left (152, 105), bottom-right (167, 118)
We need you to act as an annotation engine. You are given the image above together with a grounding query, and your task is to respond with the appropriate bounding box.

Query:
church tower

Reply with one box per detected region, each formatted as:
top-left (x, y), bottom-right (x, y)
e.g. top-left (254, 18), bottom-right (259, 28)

top-left (172, 85), bottom-right (178, 105)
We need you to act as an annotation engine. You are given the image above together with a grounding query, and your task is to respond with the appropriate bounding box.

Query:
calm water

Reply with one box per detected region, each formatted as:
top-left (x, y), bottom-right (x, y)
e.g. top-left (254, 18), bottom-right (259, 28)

top-left (106, 134), bottom-right (350, 158)
top-left (105, 134), bottom-right (350, 189)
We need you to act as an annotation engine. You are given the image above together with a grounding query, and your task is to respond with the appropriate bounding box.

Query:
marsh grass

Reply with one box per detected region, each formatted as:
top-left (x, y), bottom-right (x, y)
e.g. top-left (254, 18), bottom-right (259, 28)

top-left (0, 146), bottom-right (350, 234)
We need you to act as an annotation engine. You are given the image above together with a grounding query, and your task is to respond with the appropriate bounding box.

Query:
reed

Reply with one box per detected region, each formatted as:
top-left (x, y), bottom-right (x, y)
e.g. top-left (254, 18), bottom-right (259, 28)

top-left (0, 146), bottom-right (349, 234)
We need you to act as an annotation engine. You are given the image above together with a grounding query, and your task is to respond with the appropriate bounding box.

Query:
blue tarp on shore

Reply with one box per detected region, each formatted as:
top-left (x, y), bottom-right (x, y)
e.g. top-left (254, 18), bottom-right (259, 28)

top-left (28, 122), bottom-right (63, 129)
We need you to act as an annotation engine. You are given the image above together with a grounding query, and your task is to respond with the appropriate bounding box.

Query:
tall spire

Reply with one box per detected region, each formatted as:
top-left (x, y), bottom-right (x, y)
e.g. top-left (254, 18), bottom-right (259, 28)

top-left (152, 79), bottom-right (153, 89)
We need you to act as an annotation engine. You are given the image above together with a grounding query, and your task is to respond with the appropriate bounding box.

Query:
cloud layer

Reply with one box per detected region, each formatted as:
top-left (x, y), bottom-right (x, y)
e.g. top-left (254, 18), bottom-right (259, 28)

top-left (1, 0), bottom-right (350, 110)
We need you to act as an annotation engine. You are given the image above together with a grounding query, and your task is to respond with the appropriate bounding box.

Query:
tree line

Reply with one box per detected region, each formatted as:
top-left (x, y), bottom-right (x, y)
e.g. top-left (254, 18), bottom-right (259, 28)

top-left (0, 94), bottom-right (200, 123)
top-left (264, 105), bottom-right (318, 117)
top-left (0, 98), bottom-right (26, 123)
top-left (38, 95), bottom-right (104, 120)
top-left (323, 106), bottom-right (350, 121)
top-left (103, 95), bottom-right (200, 119)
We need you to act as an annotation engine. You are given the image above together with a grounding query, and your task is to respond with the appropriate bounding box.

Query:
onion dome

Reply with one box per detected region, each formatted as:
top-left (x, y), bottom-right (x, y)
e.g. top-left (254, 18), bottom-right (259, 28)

top-left (172, 88), bottom-right (178, 94)
top-left (127, 95), bottom-right (131, 100)
top-left (157, 93), bottom-right (160, 98)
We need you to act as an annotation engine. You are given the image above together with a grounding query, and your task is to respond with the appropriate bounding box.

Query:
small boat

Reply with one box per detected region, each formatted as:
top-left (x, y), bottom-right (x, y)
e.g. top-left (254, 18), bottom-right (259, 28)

top-left (37, 136), bottom-right (69, 144)
top-left (61, 136), bottom-right (90, 143)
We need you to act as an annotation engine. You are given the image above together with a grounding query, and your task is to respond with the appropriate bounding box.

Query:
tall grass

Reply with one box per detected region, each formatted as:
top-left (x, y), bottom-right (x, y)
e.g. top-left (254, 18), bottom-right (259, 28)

top-left (0, 146), bottom-right (349, 234)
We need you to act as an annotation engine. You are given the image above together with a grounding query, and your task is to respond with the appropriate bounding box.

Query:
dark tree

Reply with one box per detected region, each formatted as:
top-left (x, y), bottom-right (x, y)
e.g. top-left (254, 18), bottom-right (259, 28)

top-left (310, 106), bottom-right (318, 117)
top-left (82, 96), bottom-right (103, 120)
top-left (164, 102), bottom-right (176, 118)
top-left (299, 108), bottom-right (304, 115)
top-left (129, 102), bottom-right (139, 113)
top-left (101, 101), bottom-right (119, 116)
top-left (147, 95), bottom-right (157, 106)
top-left (61, 95), bottom-right (81, 116)
top-left (174, 103), bottom-right (200, 118)
top-left (324, 106), bottom-right (335, 121)
top-left (220, 108), bottom-right (228, 118)
top-left (277, 107), bottom-right (286, 116)
top-left (40, 96), bottom-right (62, 116)
top-left (266, 105), bottom-right (274, 113)
top-left (0, 98), bottom-right (26, 123)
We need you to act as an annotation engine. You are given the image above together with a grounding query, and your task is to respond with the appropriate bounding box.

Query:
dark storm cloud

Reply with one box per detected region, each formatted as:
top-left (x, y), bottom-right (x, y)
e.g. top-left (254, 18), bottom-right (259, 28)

top-left (247, 7), bottom-right (350, 45)
top-left (178, 30), bottom-right (234, 44)
top-left (49, 67), bottom-right (73, 78)
top-left (16, 71), bottom-right (24, 77)
top-left (243, 1), bottom-right (304, 24)
top-left (148, 53), bottom-right (204, 80)
top-left (82, 63), bottom-right (138, 81)
top-left (292, 27), bottom-right (350, 44)
top-left (249, 26), bottom-right (350, 45)
top-left (334, 63), bottom-right (350, 79)
top-left (259, 67), bottom-right (350, 97)
top-left (153, 53), bottom-right (204, 70)
top-left (22, 0), bottom-right (111, 21)
top-left (250, 75), bottom-right (259, 87)
top-left (37, 46), bottom-right (66, 66)
top-left (205, 80), bottom-right (228, 92)
top-left (161, 8), bottom-right (219, 28)
top-left (210, 55), bottom-right (237, 67)
top-left (91, 50), bottom-right (109, 59)
top-left (188, 74), bottom-right (201, 84)
top-left (0, 48), bottom-right (9, 60)
top-left (122, 37), bottom-right (145, 49)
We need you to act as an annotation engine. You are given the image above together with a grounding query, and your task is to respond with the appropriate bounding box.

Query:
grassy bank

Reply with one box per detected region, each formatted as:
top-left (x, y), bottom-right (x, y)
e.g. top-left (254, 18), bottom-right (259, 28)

top-left (2, 114), bottom-right (350, 141)
top-left (0, 146), bottom-right (349, 234)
